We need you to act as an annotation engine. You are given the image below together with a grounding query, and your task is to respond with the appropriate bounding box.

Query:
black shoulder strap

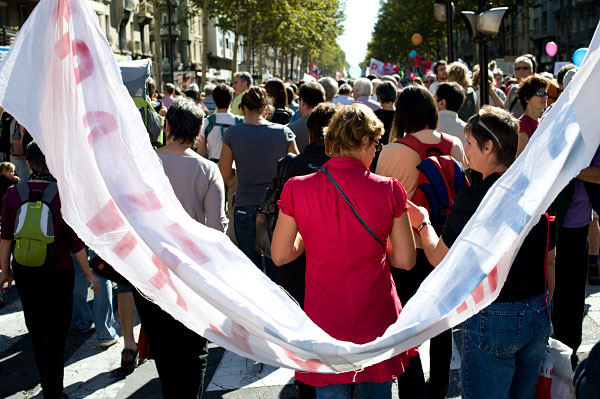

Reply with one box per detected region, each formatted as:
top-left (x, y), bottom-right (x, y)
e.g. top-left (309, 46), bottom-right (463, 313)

top-left (308, 164), bottom-right (385, 249)
top-left (16, 181), bottom-right (29, 202)
top-left (41, 182), bottom-right (58, 204)
top-left (509, 94), bottom-right (519, 112)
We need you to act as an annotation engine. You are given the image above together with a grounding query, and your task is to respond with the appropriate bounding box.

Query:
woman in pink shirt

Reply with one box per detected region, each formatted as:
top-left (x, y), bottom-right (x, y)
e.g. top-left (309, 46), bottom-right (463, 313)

top-left (516, 75), bottom-right (549, 157)
top-left (271, 104), bottom-right (418, 398)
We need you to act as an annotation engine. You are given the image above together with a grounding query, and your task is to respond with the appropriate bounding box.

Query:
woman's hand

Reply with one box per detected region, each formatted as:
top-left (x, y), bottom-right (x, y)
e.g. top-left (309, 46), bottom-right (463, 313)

top-left (84, 272), bottom-right (101, 293)
top-left (407, 200), bottom-right (429, 229)
top-left (0, 267), bottom-right (13, 294)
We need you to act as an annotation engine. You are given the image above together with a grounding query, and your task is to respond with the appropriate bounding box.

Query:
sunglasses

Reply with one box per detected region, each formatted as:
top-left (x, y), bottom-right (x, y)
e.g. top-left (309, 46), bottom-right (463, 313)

top-left (514, 66), bottom-right (530, 71)
top-left (535, 90), bottom-right (548, 97)
top-left (372, 139), bottom-right (383, 152)
top-left (424, 79), bottom-right (435, 84)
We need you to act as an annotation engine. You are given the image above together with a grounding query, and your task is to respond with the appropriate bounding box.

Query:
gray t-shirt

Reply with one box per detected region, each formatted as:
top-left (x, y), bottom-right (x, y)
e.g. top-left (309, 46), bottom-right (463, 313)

top-left (287, 115), bottom-right (309, 153)
top-left (223, 123), bottom-right (295, 208)
top-left (158, 153), bottom-right (228, 232)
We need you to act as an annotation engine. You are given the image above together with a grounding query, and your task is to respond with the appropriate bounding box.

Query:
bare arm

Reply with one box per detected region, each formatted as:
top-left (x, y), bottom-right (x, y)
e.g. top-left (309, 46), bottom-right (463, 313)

top-left (196, 136), bottom-right (207, 158)
top-left (0, 239), bottom-right (13, 293)
top-left (271, 211), bottom-right (305, 266)
top-left (73, 249), bottom-right (100, 292)
top-left (386, 213), bottom-right (416, 269)
top-left (488, 83), bottom-right (504, 107)
top-left (218, 143), bottom-right (235, 183)
top-left (408, 202), bottom-right (450, 266)
top-left (287, 140), bottom-right (300, 155)
top-left (516, 132), bottom-right (530, 158)
top-left (577, 166), bottom-right (600, 184)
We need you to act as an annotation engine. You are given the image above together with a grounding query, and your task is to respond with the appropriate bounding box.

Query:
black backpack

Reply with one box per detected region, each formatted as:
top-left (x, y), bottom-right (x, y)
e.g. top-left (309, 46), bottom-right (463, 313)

top-left (255, 154), bottom-right (295, 258)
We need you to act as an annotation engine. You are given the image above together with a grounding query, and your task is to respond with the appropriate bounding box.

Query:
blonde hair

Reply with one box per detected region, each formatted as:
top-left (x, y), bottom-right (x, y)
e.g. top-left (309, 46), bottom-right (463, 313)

top-left (448, 62), bottom-right (472, 91)
top-left (0, 161), bottom-right (15, 174)
top-left (324, 104), bottom-right (383, 157)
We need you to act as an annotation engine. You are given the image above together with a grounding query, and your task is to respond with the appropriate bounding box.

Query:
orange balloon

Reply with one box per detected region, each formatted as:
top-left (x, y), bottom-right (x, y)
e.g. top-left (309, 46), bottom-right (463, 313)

top-left (411, 33), bottom-right (423, 46)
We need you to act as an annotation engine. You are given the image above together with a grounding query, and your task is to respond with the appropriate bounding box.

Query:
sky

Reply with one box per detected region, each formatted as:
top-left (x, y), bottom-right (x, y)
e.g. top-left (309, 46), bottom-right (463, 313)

top-left (336, 0), bottom-right (381, 67)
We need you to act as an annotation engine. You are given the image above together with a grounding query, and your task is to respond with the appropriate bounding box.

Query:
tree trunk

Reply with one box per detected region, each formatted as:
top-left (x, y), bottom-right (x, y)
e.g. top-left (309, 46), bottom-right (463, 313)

top-left (280, 50), bottom-right (286, 78)
top-left (200, 0), bottom-right (209, 88)
top-left (245, 19), bottom-right (252, 73)
top-left (257, 30), bottom-right (263, 83)
top-left (153, 1), bottom-right (162, 88)
top-left (289, 50), bottom-right (294, 80)
top-left (524, 0), bottom-right (530, 54)
top-left (231, 18), bottom-right (240, 73)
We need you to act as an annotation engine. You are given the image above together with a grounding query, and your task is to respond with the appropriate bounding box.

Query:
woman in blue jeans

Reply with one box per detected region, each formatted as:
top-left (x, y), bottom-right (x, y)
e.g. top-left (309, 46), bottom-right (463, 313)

top-left (408, 106), bottom-right (554, 398)
top-left (219, 87), bottom-right (298, 281)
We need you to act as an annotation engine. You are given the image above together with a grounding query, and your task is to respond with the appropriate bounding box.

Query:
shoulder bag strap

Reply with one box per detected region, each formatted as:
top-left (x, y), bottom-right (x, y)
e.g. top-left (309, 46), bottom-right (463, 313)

top-left (309, 164), bottom-right (385, 249)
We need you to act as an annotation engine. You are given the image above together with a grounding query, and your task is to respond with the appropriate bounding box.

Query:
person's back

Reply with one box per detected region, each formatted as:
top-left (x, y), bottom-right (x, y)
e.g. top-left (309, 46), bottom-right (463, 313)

top-left (224, 123), bottom-right (294, 208)
top-left (198, 84), bottom-right (243, 162)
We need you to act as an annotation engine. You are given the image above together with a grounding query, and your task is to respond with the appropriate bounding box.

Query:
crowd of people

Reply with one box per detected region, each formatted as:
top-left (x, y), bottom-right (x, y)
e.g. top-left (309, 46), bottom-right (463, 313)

top-left (0, 50), bottom-right (599, 399)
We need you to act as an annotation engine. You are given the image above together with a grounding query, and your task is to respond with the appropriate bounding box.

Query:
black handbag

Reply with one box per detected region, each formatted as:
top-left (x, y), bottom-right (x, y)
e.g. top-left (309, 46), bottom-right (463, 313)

top-left (255, 153), bottom-right (295, 258)
top-left (89, 255), bottom-right (130, 286)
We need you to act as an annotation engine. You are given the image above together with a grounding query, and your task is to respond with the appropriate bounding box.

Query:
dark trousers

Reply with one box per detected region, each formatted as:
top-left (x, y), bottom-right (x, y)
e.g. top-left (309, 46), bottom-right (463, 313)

top-left (392, 250), bottom-right (451, 399)
top-left (553, 225), bottom-right (589, 353)
top-left (133, 289), bottom-right (208, 398)
top-left (13, 266), bottom-right (74, 399)
top-left (397, 353), bottom-right (426, 399)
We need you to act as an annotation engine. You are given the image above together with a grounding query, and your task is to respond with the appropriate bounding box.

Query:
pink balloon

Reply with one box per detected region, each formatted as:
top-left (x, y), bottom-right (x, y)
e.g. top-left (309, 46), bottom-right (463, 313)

top-left (545, 41), bottom-right (558, 57)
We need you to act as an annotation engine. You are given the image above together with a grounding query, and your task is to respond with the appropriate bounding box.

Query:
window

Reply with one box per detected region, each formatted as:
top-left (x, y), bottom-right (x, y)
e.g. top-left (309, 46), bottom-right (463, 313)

top-left (225, 38), bottom-right (229, 49)
top-left (18, 4), bottom-right (30, 26)
top-left (105, 15), bottom-right (110, 39)
top-left (0, 2), bottom-right (7, 27)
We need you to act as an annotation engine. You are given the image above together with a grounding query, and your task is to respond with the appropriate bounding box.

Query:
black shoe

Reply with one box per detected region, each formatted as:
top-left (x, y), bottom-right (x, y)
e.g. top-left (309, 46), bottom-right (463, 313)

top-left (121, 348), bottom-right (139, 370)
top-left (571, 353), bottom-right (579, 371)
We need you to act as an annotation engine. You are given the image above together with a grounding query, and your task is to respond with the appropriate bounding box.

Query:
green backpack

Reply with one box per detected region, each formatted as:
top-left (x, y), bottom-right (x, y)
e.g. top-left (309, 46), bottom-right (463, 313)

top-left (12, 182), bottom-right (58, 267)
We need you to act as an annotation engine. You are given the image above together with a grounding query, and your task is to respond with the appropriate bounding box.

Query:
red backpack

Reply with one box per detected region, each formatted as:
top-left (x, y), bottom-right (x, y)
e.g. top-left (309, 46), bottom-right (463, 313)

top-left (396, 133), bottom-right (469, 233)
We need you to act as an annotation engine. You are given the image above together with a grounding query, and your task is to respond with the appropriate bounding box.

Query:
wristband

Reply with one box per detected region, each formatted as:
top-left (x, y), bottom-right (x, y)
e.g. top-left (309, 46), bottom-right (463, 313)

top-left (417, 221), bottom-right (432, 232)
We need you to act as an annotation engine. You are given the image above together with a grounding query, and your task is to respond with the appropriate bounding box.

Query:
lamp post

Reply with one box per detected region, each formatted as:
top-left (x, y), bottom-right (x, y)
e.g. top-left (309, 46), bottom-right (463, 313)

top-left (462, 1), bottom-right (507, 106)
top-left (434, 1), bottom-right (455, 62)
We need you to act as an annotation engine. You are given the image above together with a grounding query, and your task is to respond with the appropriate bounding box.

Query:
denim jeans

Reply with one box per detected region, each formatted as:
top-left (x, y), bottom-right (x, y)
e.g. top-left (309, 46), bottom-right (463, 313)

top-left (72, 251), bottom-right (116, 343)
top-left (234, 206), bottom-right (278, 282)
top-left (11, 156), bottom-right (30, 182)
top-left (315, 380), bottom-right (393, 399)
top-left (461, 293), bottom-right (551, 399)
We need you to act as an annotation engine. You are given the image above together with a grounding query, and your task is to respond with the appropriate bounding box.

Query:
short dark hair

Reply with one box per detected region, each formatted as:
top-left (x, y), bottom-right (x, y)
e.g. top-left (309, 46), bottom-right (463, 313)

top-left (184, 89), bottom-right (199, 103)
top-left (285, 86), bottom-right (295, 105)
top-left (164, 83), bottom-right (175, 94)
top-left (264, 78), bottom-right (288, 109)
top-left (436, 82), bottom-right (465, 112)
top-left (165, 97), bottom-right (205, 145)
top-left (557, 63), bottom-right (577, 86)
top-left (375, 81), bottom-right (397, 104)
top-left (234, 71), bottom-right (252, 87)
top-left (26, 142), bottom-right (51, 175)
top-left (465, 105), bottom-right (519, 168)
top-left (307, 103), bottom-right (337, 144)
top-left (298, 82), bottom-right (326, 109)
top-left (213, 84), bottom-right (234, 109)
top-left (518, 75), bottom-right (549, 109)
top-left (394, 85), bottom-right (438, 136)
top-left (433, 60), bottom-right (447, 75)
top-left (338, 83), bottom-right (352, 96)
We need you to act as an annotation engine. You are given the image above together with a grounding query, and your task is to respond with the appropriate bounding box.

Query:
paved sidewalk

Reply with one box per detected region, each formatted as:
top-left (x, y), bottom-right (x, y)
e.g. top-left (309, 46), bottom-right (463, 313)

top-left (1, 283), bottom-right (599, 398)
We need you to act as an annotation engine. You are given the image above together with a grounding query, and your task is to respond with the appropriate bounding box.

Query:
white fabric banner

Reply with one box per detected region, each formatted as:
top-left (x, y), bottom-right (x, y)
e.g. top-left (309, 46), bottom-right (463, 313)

top-left (0, 0), bottom-right (599, 374)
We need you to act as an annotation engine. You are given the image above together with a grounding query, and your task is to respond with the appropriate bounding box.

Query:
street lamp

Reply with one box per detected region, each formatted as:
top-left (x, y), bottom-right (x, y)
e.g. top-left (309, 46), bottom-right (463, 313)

top-left (462, 2), bottom-right (507, 106)
top-left (434, 1), bottom-right (455, 62)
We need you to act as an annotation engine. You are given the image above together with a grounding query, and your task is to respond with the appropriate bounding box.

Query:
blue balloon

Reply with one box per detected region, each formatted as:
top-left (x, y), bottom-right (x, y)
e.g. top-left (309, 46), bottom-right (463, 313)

top-left (409, 50), bottom-right (417, 59)
top-left (572, 48), bottom-right (588, 67)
